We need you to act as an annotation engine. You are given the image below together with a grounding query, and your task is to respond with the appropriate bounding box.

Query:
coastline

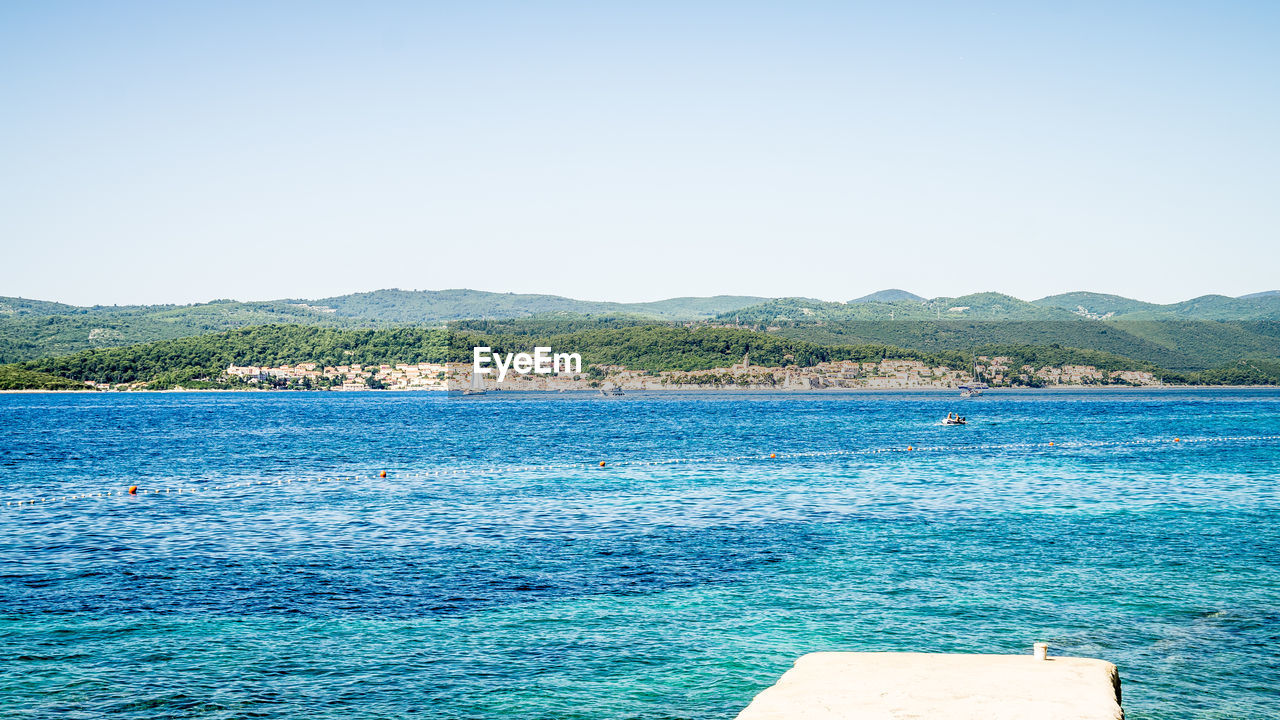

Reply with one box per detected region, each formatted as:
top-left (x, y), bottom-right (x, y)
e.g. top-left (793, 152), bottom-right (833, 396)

top-left (4, 384), bottom-right (1277, 395)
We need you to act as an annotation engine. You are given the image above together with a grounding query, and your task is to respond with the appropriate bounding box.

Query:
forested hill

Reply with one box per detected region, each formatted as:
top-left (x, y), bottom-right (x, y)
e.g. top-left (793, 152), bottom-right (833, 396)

top-left (735, 318), bottom-right (1280, 372)
top-left (3, 288), bottom-right (1279, 366)
top-left (730, 292), bottom-right (1280, 324)
top-left (313, 289), bottom-right (769, 323)
top-left (0, 299), bottom-right (366, 364)
top-left (0, 323), bottom-right (1174, 389)
top-left (5, 322), bottom-right (1279, 390)
top-left (446, 325), bottom-right (1162, 375)
top-left (16, 326), bottom-right (448, 389)
top-left (716, 297), bottom-right (1280, 371)
top-left (0, 291), bottom-right (769, 362)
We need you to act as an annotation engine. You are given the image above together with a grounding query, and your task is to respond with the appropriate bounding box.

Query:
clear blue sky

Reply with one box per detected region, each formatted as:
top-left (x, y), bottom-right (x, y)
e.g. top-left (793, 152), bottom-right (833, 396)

top-left (2, 1), bottom-right (1277, 305)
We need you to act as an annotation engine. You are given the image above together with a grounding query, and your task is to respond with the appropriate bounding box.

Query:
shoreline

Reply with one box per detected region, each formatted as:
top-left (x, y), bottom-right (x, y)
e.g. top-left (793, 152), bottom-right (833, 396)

top-left (4, 385), bottom-right (1278, 395)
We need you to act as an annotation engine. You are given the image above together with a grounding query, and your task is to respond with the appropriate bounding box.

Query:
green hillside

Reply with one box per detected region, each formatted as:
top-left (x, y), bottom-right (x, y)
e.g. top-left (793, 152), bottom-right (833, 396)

top-left (449, 325), bottom-right (946, 372)
top-left (717, 293), bottom-right (1280, 370)
top-left (449, 315), bottom-right (662, 336)
top-left (931, 293), bottom-right (1080, 320)
top-left (1033, 292), bottom-right (1280, 321)
top-left (724, 294), bottom-right (1080, 324)
top-left (6, 322), bottom-right (1277, 390)
top-left (0, 291), bottom-right (769, 362)
top-left (0, 300), bottom-right (369, 364)
top-left (850, 289), bottom-right (924, 303)
top-left (1111, 320), bottom-right (1280, 368)
top-left (0, 297), bottom-right (84, 316)
top-left (1127, 294), bottom-right (1280, 321)
top-left (628, 295), bottom-right (771, 318)
top-left (1032, 292), bottom-right (1160, 317)
top-left (1193, 359), bottom-right (1280, 385)
top-left (9, 323), bottom-right (1158, 389)
top-left (732, 291), bottom-right (1280, 325)
top-left (17, 326), bottom-right (449, 389)
top-left (751, 320), bottom-right (1196, 368)
top-left (0, 365), bottom-right (88, 390)
top-left (742, 319), bottom-right (1280, 371)
top-left (449, 324), bottom-right (1162, 375)
top-left (5, 288), bottom-right (1280, 368)
top-left (314, 289), bottom-right (768, 322)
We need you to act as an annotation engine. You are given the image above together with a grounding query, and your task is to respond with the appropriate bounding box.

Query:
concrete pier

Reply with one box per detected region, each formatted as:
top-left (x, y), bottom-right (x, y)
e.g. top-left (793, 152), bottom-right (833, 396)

top-left (736, 652), bottom-right (1123, 720)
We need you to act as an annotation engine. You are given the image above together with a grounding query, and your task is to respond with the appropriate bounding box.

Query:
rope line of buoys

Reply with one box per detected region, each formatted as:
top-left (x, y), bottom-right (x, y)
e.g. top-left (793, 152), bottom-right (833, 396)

top-left (5, 434), bottom-right (1279, 510)
top-left (5, 476), bottom-right (357, 508)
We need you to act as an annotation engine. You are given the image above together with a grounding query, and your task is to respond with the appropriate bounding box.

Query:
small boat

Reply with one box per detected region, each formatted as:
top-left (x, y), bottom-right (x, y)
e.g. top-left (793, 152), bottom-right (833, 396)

top-left (462, 370), bottom-right (486, 396)
top-left (960, 353), bottom-right (987, 396)
top-left (599, 386), bottom-right (625, 397)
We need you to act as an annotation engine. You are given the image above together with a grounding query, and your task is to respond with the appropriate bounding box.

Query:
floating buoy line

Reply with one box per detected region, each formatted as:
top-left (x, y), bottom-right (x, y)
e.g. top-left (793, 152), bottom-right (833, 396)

top-left (5, 434), bottom-right (1278, 510)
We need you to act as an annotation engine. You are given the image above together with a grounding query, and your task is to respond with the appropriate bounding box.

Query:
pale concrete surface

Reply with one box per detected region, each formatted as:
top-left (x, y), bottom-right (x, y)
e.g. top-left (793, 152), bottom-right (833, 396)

top-left (736, 652), bottom-right (1123, 720)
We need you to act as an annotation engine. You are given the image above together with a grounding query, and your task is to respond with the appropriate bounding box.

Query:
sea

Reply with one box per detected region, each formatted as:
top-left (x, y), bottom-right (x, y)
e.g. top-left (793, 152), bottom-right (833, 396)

top-left (1, 389), bottom-right (1277, 719)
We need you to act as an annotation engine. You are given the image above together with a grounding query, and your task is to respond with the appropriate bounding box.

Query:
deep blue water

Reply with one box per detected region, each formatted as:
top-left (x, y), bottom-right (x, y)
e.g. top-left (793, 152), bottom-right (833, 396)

top-left (1, 389), bottom-right (1278, 719)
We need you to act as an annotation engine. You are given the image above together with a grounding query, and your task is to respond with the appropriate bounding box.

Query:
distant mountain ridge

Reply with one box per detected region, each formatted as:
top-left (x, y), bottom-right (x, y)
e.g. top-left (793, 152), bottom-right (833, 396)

top-left (2, 287), bottom-right (1279, 366)
top-left (713, 291), bottom-right (1280, 371)
top-left (1032, 291), bottom-right (1280, 321)
top-left (849, 289), bottom-right (924, 304)
top-left (0, 290), bottom-right (771, 363)
top-left (721, 290), bottom-right (1280, 324)
top-left (309, 289), bottom-right (768, 323)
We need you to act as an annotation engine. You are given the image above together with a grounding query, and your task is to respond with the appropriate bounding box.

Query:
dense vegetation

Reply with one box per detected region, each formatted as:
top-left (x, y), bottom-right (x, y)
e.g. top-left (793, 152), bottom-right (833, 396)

top-left (0, 300), bottom-right (376, 363)
top-left (1187, 359), bottom-right (1280, 386)
top-left (448, 315), bottom-right (663, 336)
top-left (849, 289), bottom-right (925, 303)
top-left (720, 293), bottom-right (1280, 325)
top-left (5, 324), bottom-right (1158, 389)
top-left (2, 321), bottom-right (1276, 390)
top-left (0, 365), bottom-right (88, 390)
top-left (449, 325), bottom-right (949, 371)
top-left (743, 319), bottom-right (1280, 371)
top-left (716, 295), bottom-right (1280, 371)
top-left (0, 292), bottom-right (768, 362)
top-left (4, 286), bottom-right (1280, 390)
top-left (444, 319), bottom-right (1153, 371)
top-left (15, 326), bottom-right (448, 389)
top-left (720, 295), bottom-right (1079, 324)
top-left (315, 289), bottom-right (768, 323)
top-left (5, 288), bottom-right (1279, 365)
top-left (446, 325), bottom-right (1171, 377)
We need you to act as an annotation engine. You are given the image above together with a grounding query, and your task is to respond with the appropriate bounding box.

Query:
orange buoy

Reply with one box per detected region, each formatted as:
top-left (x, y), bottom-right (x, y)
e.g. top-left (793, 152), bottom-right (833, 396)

top-left (128, 485), bottom-right (138, 495)
top-left (1049, 441), bottom-right (1054, 446)
top-left (1174, 438), bottom-right (1180, 442)
top-left (770, 453), bottom-right (777, 459)
top-left (907, 445), bottom-right (913, 451)
top-left (379, 470), bottom-right (387, 478)
top-left (599, 461), bottom-right (606, 467)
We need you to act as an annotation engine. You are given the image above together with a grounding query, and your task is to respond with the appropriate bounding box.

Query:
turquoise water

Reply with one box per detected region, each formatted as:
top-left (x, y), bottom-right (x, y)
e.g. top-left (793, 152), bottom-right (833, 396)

top-left (1, 389), bottom-right (1277, 719)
